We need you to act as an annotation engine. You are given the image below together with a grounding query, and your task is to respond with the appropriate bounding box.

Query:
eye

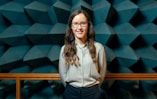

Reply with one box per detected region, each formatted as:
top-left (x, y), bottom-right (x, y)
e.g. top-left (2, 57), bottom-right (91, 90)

top-left (72, 22), bottom-right (79, 27)
top-left (80, 22), bottom-right (87, 26)
top-left (73, 22), bottom-right (79, 25)
top-left (81, 22), bottom-right (85, 24)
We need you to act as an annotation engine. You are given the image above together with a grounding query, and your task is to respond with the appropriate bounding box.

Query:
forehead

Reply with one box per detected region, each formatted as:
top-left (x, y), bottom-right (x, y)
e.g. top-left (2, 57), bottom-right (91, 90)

top-left (72, 13), bottom-right (87, 22)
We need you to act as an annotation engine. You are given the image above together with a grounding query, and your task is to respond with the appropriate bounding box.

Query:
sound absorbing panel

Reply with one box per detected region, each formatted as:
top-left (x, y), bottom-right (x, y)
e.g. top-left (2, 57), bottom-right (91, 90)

top-left (0, 0), bottom-right (157, 99)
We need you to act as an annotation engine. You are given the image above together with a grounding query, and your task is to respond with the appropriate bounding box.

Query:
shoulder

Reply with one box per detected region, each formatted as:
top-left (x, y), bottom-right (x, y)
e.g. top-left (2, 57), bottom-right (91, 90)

top-left (61, 45), bottom-right (65, 49)
top-left (94, 42), bottom-right (106, 57)
top-left (60, 45), bottom-right (65, 53)
top-left (94, 41), bottom-right (104, 49)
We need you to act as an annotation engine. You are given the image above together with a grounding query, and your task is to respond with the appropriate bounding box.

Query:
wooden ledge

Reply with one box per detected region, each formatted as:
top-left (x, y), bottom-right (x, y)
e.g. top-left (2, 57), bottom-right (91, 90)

top-left (105, 73), bottom-right (157, 80)
top-left (0, 73), bottom-right (157, 80)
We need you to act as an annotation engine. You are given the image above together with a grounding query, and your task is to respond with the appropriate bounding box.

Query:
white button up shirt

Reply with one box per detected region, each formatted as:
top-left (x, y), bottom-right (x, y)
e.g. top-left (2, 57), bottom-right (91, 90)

top-left (59, 42), bottom-right (107, 87)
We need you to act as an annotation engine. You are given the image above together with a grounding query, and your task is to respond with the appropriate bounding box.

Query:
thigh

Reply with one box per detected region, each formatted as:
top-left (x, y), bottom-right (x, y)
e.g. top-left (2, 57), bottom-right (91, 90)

top-left (63, 84), bottom-right (80, 99)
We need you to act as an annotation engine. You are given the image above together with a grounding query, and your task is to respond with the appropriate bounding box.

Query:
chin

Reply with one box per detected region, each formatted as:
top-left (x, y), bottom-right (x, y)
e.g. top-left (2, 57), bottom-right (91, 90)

top-left (76, 34), bottom-right (83, 37)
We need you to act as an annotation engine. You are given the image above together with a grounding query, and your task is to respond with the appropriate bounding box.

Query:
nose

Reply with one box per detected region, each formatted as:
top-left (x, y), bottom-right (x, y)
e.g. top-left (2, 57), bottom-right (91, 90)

top-left (77, 24), bottom-right (82, 29)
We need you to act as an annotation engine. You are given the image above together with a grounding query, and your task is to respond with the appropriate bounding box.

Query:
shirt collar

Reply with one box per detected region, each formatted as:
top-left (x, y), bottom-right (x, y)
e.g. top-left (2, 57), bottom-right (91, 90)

top-left (75, 41), bottom-right (88, 48)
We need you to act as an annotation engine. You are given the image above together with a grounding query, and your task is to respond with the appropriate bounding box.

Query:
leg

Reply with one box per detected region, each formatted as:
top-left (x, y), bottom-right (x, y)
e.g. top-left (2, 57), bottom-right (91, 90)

top-left (63, 84), bottom-right (80, 99)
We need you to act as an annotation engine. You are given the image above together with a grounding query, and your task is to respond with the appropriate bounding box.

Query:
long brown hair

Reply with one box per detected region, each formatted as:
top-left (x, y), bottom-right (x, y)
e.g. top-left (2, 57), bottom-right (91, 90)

top-left (63, 9), bottom-right (96, 66)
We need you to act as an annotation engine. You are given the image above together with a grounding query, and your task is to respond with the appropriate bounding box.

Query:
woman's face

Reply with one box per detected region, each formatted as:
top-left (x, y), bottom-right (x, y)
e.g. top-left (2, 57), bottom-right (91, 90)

top-left (71, 13), bottom-right (88, 42)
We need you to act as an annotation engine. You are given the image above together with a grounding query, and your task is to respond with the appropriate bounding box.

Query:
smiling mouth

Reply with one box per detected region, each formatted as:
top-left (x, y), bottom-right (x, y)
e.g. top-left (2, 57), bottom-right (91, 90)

top-left (77, 32), bottom-right (83, 34)
top-left (77, 30), bottom-right (83, 33)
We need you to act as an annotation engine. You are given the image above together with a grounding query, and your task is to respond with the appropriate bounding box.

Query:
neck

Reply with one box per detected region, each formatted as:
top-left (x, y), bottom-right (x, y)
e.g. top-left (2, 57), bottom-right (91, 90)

top-left (75, 38), bottom-right (87, 48)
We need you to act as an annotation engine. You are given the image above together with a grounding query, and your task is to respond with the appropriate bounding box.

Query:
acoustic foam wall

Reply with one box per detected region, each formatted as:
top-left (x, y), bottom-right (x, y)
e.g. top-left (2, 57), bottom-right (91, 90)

top-left (0, 0), bottom-right (157, 99)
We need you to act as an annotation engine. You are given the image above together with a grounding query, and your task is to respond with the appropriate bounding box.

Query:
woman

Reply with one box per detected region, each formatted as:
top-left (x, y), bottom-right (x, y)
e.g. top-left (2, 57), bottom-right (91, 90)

top-left (59, 9), bottom-right (107, 99)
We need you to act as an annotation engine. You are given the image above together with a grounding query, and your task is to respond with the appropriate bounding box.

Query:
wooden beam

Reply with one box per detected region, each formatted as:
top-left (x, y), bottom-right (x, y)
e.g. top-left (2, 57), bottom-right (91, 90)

top-left (0, 73), bottom-right (157, 80)
top-left (16, 77), bottom-right (20, 99)
top-left (105, 73), bottom-right (157, 80)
